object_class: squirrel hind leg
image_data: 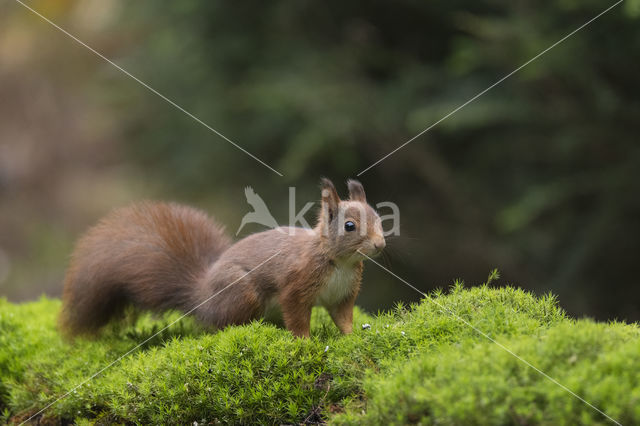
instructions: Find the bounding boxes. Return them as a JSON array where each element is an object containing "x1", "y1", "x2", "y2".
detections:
[{"x1": 193, "y1": 275, "x2": 264, "y2": 329}]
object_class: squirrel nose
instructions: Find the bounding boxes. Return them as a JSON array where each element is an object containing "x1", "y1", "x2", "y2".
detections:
[{"x1": 374, "y1": 239, "x2": 386, "y2": 251}]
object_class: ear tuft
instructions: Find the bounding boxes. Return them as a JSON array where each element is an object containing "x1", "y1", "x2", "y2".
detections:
[
  {"x1": 347, "y1": 179, "x2": 366, "y2": 202},
  {"x1": 320, "y1": 177, "x2": 340, "y2": 222},
  {"x1": 321, "y1": 177, "x2": 336, "y2": 193}
]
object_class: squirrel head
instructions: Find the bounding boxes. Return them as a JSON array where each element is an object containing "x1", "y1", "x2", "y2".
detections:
[{"x1": 316, "y1": 178, "x2": 386, "y2": 261}]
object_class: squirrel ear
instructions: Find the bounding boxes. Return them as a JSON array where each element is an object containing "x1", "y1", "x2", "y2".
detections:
[
  {"x1": 320, "y1": 178, "x2": 340, "y2": 221},
  {"x1": 347, "y1": 179, "x2": 366, "y2": 202}
]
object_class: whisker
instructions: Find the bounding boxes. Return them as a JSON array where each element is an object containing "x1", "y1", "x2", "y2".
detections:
[
  {"x1": 382, "y1": 242, "x2": 409, "y2": 261},
  {"x1": 381, "y1": 250, "x2": 392, "y2": 269}
]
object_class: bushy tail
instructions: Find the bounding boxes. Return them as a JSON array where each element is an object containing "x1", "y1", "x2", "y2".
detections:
[{"x1": 59, "y1": 202, "x2": 232, "y2": 336}]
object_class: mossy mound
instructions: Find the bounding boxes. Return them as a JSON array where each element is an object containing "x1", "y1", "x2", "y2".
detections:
[{"x1": 1, "y1": 284, "x2": 638, "y2": 424}]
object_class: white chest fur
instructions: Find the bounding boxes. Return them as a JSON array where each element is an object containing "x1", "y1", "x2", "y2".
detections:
[{"x1": 315, "y1": 263, "x2": 358, "y2": 307}]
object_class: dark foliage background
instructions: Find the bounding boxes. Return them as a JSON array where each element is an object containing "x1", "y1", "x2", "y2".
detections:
[{"x1": 1, "y1": 0, "x2": 639, "y2": 320}]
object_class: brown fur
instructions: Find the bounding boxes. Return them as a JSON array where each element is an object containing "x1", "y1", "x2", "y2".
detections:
[{"x1": 60, "y1": 179, "x2": 385, "y2": 338}]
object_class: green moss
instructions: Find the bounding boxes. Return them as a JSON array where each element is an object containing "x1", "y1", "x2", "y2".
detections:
[
  {"x1": 1, "y1": 284, "x2": 638, "y2": 424},
  {"x1": 333, "y1": 320, "x2": 640, "y2": 425}
]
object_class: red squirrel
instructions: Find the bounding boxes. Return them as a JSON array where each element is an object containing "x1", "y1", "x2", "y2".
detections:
[{"x1": 60, "y1": 178, "x2": 385, "y2": 338}]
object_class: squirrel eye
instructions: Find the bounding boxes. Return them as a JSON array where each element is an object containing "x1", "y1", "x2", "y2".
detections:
[{"x1": 344, "y1": 221, "x2": 356, "y2": 232}]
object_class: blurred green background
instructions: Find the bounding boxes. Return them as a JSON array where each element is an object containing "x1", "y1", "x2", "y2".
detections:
[{"x1": 1, "y1": 0, "x2": 639, "y2": 320}]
